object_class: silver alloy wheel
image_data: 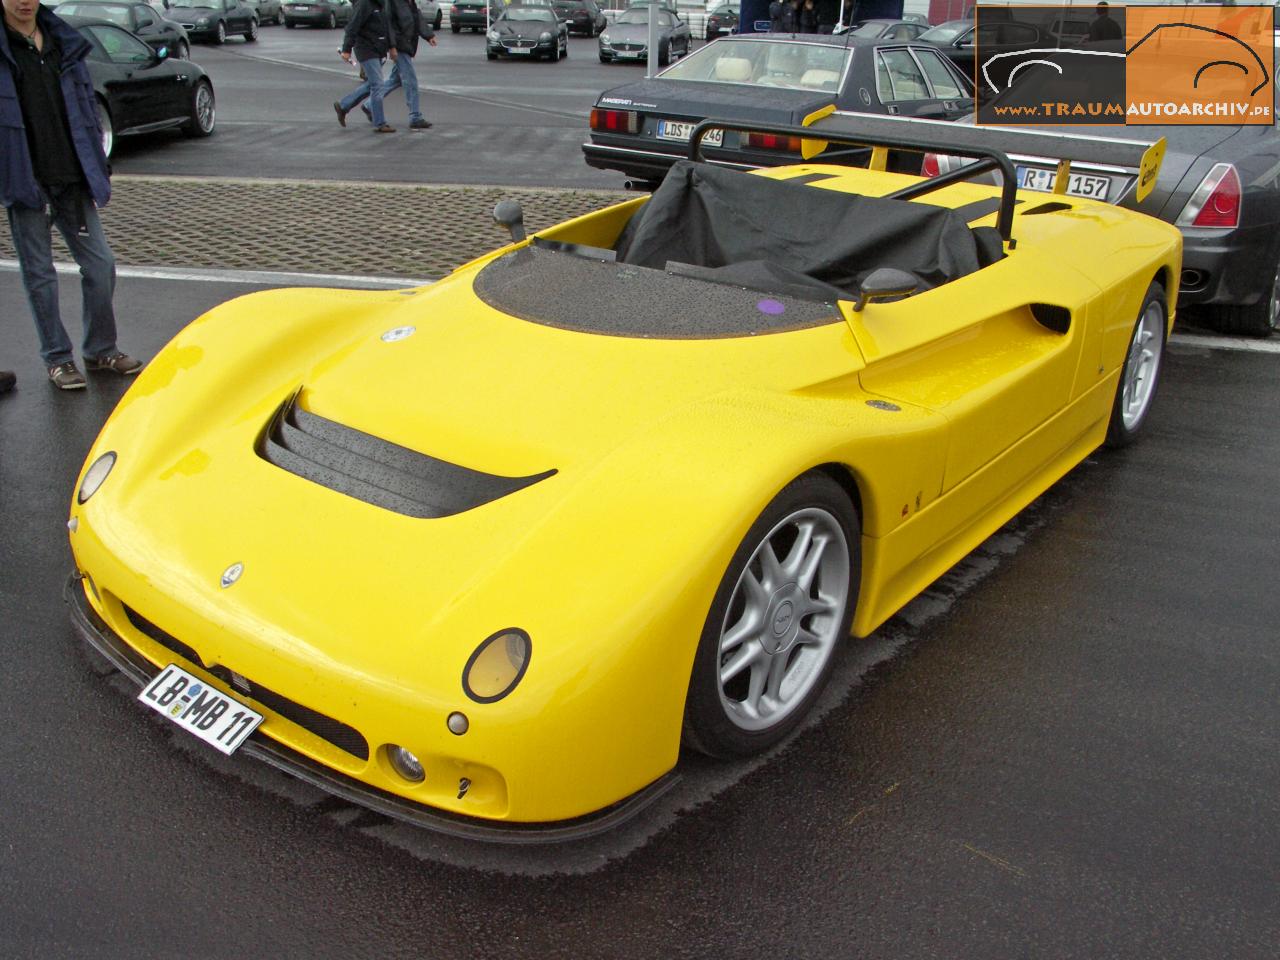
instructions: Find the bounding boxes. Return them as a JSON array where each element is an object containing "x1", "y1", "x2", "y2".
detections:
[
  {"x1": 177, "y1": 39, "x2": 189, "y2": 58},
  {"x1": 716, "y1": 506, "x2": 851, "y2": 732},
  {"x1": 96, "y1": 99, "x2": 114, "y2": 158},
  {"x1": 1119, "y1": 298, "x2": 1164, "y2": 431},
  {"x1": 247, "y1": 16, "x2": 257, "y2": 38},
  {"x1": 194, "y1": 82, "x2": 215, "y2": 133},
  {"x1": 1267, "y1": 260, "x2": 1280, "y2": 333},
  {"x1": 215, "y1": 19, "x2": 225, "y2": 42}
]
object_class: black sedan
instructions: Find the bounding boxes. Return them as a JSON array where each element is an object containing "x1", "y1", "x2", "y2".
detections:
[
  {"x1": 836, "y1": 18, "x2": 927, "y2": 40},
  {"x1": 584, "y1": 34, "x2": 973, "y2": 186},
  {"x1": 704, "y1": 3, "x2": 737, "y2": 41},
  {"x1": 164, "y1": 0, "x2": 260, "y2": 42},
  {"x1": 928, "y1": 105, "x2": 1280, "y2": 337},
  {"x1": 552, "y1": 0, "x2": 605, "y2": 36},
  {"x1": 55, "y1": 1, "x2": 191, "y2": 58},
  {"x1": 281, "y1": 0, "x2": 352, "y2": 27},
  {"x1": 486, "y1": 5, "x2": 568, "y2": 59},
  {"x1": 63, "y1": 16, "x2": 215, "y2": 158},
  {"x1": 917, "y1": 18, "x2": 1051, "y2": 92},
  {"x1": 248, "y1": 0, "x2": 284, "y2": 25},
  {"x1": 598, "y1": 5, "x2": 690, "y2": 65},
  {"x1": 452, "y1": 0, "x2": 505, "y2": 32}
]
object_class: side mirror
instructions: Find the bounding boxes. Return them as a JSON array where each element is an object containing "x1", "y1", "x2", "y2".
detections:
[
  {"x1": 493, "y1": 199, "x2": 526, "y2": 243},
  {"x1": 852, "y1": 268, "x2": 918, "y2": 311}
]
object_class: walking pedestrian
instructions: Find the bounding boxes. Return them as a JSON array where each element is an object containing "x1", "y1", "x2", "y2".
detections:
[
  {"x1": 1, "y1": 0, "x2": 143, "y2": 391},
  {"x1": 333, "y1": 0, "x2": 396, "y2": 133},
  {"x1": 353, "y1": 0, "x2": 436, "y2": 130},
  {"x1": 799, "y1": 0, "x2": 818, "y2": 33},
  {"x1": 0, "y1": 369, "x2": 14, "y2": 395}
]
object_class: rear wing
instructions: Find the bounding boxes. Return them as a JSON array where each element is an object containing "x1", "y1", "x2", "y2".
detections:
[{"x1": 688, "y1": 111, "x2": 1166, "y2": 247}]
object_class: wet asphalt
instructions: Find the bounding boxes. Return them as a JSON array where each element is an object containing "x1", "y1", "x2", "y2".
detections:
[{"x1": 1, "y1": 271, "x2": 1278, "y2": 958}]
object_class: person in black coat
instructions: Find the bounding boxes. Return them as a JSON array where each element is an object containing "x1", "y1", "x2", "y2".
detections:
[
  {"x1": 333, "y1": 0, "x2": 396, "y2": 132},
  {"x1": 347, "y1": 0, "x2": 436, "y2": 129},
  {"x1": 798, "y1": 0, "x2": 818, "y2": 32}
]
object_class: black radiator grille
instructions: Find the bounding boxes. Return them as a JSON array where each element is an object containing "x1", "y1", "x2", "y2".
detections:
[
  {"x1": 122, "y1": 605, "x2": 370, "y2": 761},
  {"x1": 258, "y1": 394, "x2": 555, "y2": 519}
]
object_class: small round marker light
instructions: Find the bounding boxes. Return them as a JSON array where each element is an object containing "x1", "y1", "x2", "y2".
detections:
[
  {"x1": 387, "y1": 745, "x2": 425, "y2": 782},
  {"x1": 77, "y1": 452, "x2": 116, "y2": 504},
  {"x1": 447, "y1": 712, "x2": 469, "y2": 736}
]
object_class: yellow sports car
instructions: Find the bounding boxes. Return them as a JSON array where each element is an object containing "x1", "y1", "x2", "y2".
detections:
[{"x1": 67, "y1": 113, "x2": 1181, "y2": 839}]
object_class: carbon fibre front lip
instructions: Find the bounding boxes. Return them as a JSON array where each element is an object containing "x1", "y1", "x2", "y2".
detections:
[{"x1": 64, "y1": 573, "x2": 680, "y2": 844}]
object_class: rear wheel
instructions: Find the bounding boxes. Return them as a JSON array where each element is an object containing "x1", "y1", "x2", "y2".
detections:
[
  {"x1": 433, "y1": 9, "x2": 442, "y2": 28},
  {"x1": 213, "y1": 19, "x2": 226, "y2": 43},
  {"x1": 1105, "y1": 282, "x2": 1167, "y2": 448},
  {"x1": 181, "y1": 78, "x2": 216, "y2": 138},
  {"x1": 326, "y1": 10, "x2": 336, "y2": 27},
  {"x1": 1204, "y1": 256, "x2": 1280, "y2": 337},
  {"x1": 176, "y1": 38, "x2": 190, "y2": 58},
  {"x1": 451, "y1": 21, "x2": 460, "y2": 31},
  {"x1": 95, "y1": 97, "x2": 114, "y2": 159},
  {"x1": 683, "y1": 472, "x2": 859, "y2": 759}
]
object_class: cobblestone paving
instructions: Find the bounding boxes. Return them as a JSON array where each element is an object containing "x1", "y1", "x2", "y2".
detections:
[{"x1": 0, "y1": 177, "x2": 628, "y2": 281}]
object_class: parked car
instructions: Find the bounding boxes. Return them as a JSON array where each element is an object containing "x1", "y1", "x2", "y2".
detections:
[
  {"x1": 584, "y1": 34, "x2": 973, "y2": 185},
  {"x1": 552, "y1": 0, "x2": 605, "y2": 36},
  {"x1": 247, "y1": 0, "x2": 283, "y2": 25},
  {"x1": 420, "y1": 0, "x2": 442, "y2": 30},
  {"x1": 918, "y1": 17, "x2": 1051, "y2": 92},
  {"x1": 704, "y1": 2, "x2": 737, "y2": 40},
  {"x1": 55, "y1": 1, "x2": 191, "y2": 57},
  {"x1": 486, "y1": 5, "x2": 569, "y2": 59},
  {"x1": 598, "y1": 4, "x2": 690, "y2": 64},
  {"x1": 926, "y1": 76, "x2": 1280, "y2": 336},
  {"x1": 164, "y1": 0, "x2": 259, "y2": 42},
  {"x1": 281, "y1": 0, "x2": 352, "y2": 28},
  {"x1": 451, "y1": 0, "x2": 504, "y2": 32},
  {"x1": 66, "y1": 113, "x2": 1180, "y2": 835},
  {"x1": 63, "y1": 15, "x2": 215, "y2": 157},
  {"x1": 836, "y1": 18, "x2": 927, "y2": 40}
]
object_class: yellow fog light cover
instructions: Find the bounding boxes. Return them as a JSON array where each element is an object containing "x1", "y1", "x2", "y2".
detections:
[
  {"x1": 462, "y1": 628, "x2": 531, "y2": 703},
  {"x1": 78, "y1": 452, "x2": 116, "y2": 504}
]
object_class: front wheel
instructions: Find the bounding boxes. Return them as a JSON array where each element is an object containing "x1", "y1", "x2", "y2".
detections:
[
  {"x1": 213, "y1": 19, "x2": 226, "y2": 43},
  {"x1": 175, "y1": 38, "x2": 190, "y2": 58},
  {"x1": 244, "y1": 16, "x2": 258, "y2": 40},
  {"x1": 326, "y1": 10, "x2": 336, "y2": 27},
  {"x1": 95, "y1": 97, "x2": 114, "y2": 159},
  {"x1": 181, "y1": 78, "x2": 216, "y2": 138},
  {"x1": 434, "y1": 10, "x2": 442, "y2": 28},
  {"x1": 1105, "y1": 282, "x2": 1167, "y2": 448},
  {"x1": 683, "y1": 472, "x2": 859, "y2": 759}
]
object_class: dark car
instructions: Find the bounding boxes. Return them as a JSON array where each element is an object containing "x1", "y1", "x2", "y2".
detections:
[
  {"x1": 584, "y1": 34, "x2": 973, "y2": 186},
  {"x1": 837, "y1": 18, "x2": 927, "y2": 40},
  {"x1": 248, "y1": 0, "x2": 284, "y2": 24},
  {"x1": 918, "y1": 17, "x2": 1050, "y2": 92},
  {"x1": 165, "y1": 0, "x2": 259, "y2": 42},
  {"x1": 63, "y1": 15, "x2": 215, "y2": 158},
  {"x1": 452, "y1": 0, "x2": 504, "y2": 32},
  {"x1": 486, "y1": 5, "x2": 568, "y2": 58},
  {"x1": 552, "y1": 0, "x2": 605, "y2": 36},
  {"x1": 598, "y1": 5, "x2": 689, "y2": 65},
  {"x1": 55, "y1": 1, "x2": 192, "y2": 57},
  {"x1": 281, "y1": 0, "x2": 352, "y2": 28},
  {"x1": 704, "y1": 2, "x2": 737, "y2": 41},
  {"x1": 928, "y1": 80, "x2": 1280, "y2": 337}
]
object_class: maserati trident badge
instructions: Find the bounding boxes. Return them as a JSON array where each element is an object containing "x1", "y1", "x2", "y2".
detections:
[{"x1": 220, "y1": 562, "x2": 244, "y2": 589}]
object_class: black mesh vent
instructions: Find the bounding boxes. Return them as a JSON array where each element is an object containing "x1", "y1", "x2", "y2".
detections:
[
  {"x1": 259, "y1": 394, "x2": 555, "y2": 519},
  {"x1": 122, "y1": 604, "x2": 370, "y2": 761}
]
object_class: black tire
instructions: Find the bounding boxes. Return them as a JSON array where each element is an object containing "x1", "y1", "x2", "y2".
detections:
[
  {"x1": 658, "y1": 42, "x2": 669, "y2": 66},
  {"x1": 683, "y1": 472, "x2": 859, "y2": 759},
  {"x1": 95, "y1": 97, "x2": 114, "y2": 159},
  {"x1": 1105, "y1": 281, "x2": 1167, "y2": 448},
  {"x1": 486, "y1": 50, "x2": 497, "y2": 59},
  {"x1": 181, "y1": 78, "x2": 216, "y2": 138},
  {"x1": 326, "y1": 10, "x2": 336, "y2": 27},
  {"x1": 451, "y1": 22, "x2": 460, "y2": 32},
  {"x1": 176, "y1": 39, "x2": 190, "y2": 58},
  {"x1": 213, "y1": 19, "x2": 226, "y2": 43},
  {"x1": 244, "y1": 15, "x2": 258, "y2": 40},
  {"x1": 284, "y1": 18, "x2": 295, "y2": 27},
  {"x1": 433, "y1": 10, "x2": 442, "y2": 29},
  {"x1": 599, "y1": 53, "x2": 608, "y2": 62},
  {"x1": 1203, "y1": 256, "x2": 1280, "y2": 337},
  {"x1": 550, "y1": 38, "x2": 560, "y2": 60},
  {"x1": 561, "y1": 35, "x2": 568, "y2": 57}
]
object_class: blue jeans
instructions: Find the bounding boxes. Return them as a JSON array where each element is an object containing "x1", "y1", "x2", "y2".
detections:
[
  {"x1": 7, "y1": 188, "x2": 118, "y2": 367},
  {"x1": 339, "y1": 57, "x2": 386, "y2": 125},
  {"x1": 381, "y1": 54, "x2": 421, "y2": 123}
]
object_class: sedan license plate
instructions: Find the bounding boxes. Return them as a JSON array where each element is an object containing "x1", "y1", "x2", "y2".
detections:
[
  {"x1": 1017, "y1": 165, "x2": 1110, "y2": 200},
  {"x1": 657, "y1": 120, "x2": 723, "y2": 147},
  {"x1": 138, "y1": 664, "x2": 263, "y2": 756},
  {"x1": 508, "y1": 47, "x2": 530, "y2": 53}
]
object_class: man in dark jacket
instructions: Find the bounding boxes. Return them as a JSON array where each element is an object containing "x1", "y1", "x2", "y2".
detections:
[
  {"x1": 334, "y1": 0, "x2": 396, "y2": 133},
  {"x1": 351, "y1": 0, "x2": 436, "y2": 130},
  {"x1": 1, "y1": 0, "x2": 143, "y2": 390}
]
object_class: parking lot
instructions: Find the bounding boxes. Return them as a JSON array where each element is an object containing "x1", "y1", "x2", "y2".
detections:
[{"x1": 2, "y1": 18, "x2": 1279, "y2": 959}]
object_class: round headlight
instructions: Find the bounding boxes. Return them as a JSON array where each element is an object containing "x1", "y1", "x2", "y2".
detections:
[
  {"x1": 462, "y1": 628, "x2": 531, "y2": 703},
  {"x1": 196, "y1": 16, "x2": 209, "y2": 23},
  {"x1": 486, "y1": 28, "x2": 498, "y2": 38},
  {"x1": 77, "y1": 452, "x2": 116, "y2": 504},
  {"x1": 599, "y1": 32, "x2": 609, "y2": 42},
  {"x1": 387, "y1": 745, "x2": 425, "y2": 782},
  {"x1": 539, "y1": 30, "x2": 551, "y2": 40}
]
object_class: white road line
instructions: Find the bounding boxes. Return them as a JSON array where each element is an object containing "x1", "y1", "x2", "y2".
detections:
[{"x1": 0, "y1": 259, "x2": 429, "y2": 289}]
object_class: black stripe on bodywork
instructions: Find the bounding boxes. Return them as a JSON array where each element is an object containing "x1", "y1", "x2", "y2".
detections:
[{"x1": 259, "y1": 394, "x2": 555, "y2": 519}]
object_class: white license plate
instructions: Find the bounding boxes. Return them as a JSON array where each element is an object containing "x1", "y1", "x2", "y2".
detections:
[
  {"x1": 657, "y1": 120, "x2": 723, "y2": 146},
  {"x1": 618, "y1": 49, "x2": 643, "y2": 58},
  {"x1": 508, "y1": 46, "x2": 530, "y2": 53},
  {"x1": 138, "y1": 663, "x2": 263, "y2": 756},
  {"x1": 1017, "y1": 165, "x2": 1111, "y2": 200}
]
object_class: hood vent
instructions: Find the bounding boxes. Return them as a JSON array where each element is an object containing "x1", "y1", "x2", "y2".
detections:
[{"x1": 259, "y1": 394, "x2": 555, "y2": 519}]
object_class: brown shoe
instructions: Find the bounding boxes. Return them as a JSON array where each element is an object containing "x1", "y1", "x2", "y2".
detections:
[
  {"x1": 49, "y1": 362, "x2": 87, "y2": 390},
  {"x1": 86, "y1": 352, "x2": 144, "y2": 375},
  {"x1": 373, "y1": 123, "x2": 395, "y2": 133},
  {"x1": 0, "y1": 370, "x2": 15, "y2": 394},
  {"x1": 333, "y1": 101, "x2": 347, "y2": 127}
]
